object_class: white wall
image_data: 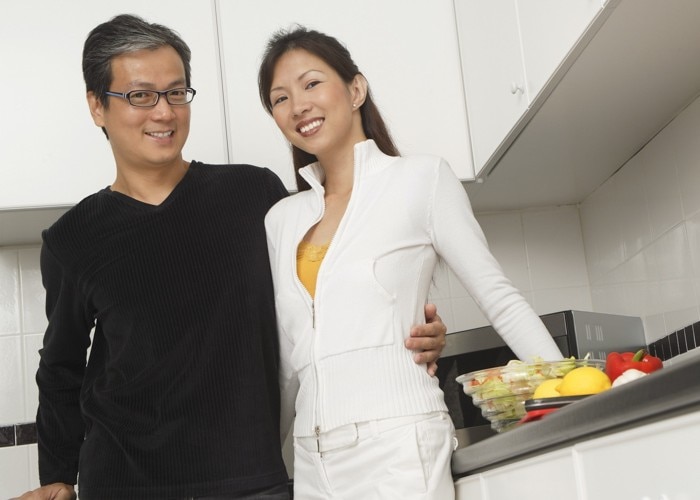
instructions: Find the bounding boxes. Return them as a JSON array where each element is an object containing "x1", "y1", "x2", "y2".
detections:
[
  {"x1": 429, "y1": 205, "x2": 592, "y2": 333},
  {"x1": 434, "y1": 93, "x2": 700, "y2": 343},
  {"x1": 0, "y1": 247, "x2": 43, "y2": 495},
  {"x1": 579, "y1": 95, "x2": 700, "y2": 342}
]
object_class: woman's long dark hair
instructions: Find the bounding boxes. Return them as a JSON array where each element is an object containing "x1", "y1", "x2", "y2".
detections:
[{"x1": 258, "y1": 26, "x2": 399, "y2": 191}]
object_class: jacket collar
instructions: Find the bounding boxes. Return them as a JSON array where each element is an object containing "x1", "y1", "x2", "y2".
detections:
[{"x1": 298, "y1": 139, "x2": 395, "y2": 194}]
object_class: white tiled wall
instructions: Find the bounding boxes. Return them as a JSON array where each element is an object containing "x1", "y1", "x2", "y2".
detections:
[
  {"x1": 433, "y1": 94, "x2": 700, "y2": 341},
  {"x1": 580, "y1": 95, "x2": 700, "y2": 342},
  {"x1": 0, "y1": 444, "x2": 37, "y2": 495},
  {"x1": 0, "y1": 246, "x2": 43, "y2": 496},
  {"x1": 429, "y1": 204, "x2": 593, "y2": 333}
]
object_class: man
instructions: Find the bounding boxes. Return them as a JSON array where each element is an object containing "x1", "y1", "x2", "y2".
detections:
[{"x1": 16, "y1": 14, "x2": 446, "y2": 500}]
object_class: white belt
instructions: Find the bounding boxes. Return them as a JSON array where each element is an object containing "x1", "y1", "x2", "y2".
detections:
[{"x1": 295, "y1": 412, "x2": 447, "y2": 454}]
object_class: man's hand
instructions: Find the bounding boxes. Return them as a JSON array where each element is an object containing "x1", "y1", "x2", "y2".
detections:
[
  {"x1": 405, "y1": 303, "x2": 447, "y2": 376},
  {"x1": 12, "y1": 483, "x2": 76, "y2": 500}
]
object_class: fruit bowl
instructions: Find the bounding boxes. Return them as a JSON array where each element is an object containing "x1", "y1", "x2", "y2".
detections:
[{"x1": 456, "y1": 358, "x2": 605, "y2": 433}]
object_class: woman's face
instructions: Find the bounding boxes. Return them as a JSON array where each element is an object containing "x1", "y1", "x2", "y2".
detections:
[{"x1": 268, "y1": 48, "x2": 365, "y2": 160}]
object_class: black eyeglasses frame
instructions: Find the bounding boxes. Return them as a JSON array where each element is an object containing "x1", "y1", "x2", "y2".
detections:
[{"x1": 104, "y1": 87, "x2": 197, "y2": 107}]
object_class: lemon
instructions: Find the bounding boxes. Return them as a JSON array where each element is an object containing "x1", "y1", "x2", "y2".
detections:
[
  {"x1": 556, "y1": 366, "x2": 611, "y2": 396},
  {"x1": 532, "y1": 378, "x2": 563, "y2": 399}
]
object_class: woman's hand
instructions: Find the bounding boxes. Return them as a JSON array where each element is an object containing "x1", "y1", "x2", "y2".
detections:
[{"x1": 405, "y1": 303, "x2": 447, "y2": 376}]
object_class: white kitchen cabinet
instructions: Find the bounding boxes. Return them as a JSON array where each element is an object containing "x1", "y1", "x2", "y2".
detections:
[
  {"x1": 454, "y1": 450, "x2": 581, "y2": 500},
  {"x1": 462, "y1": 0, "x2": 700, "y2": 213},
  {"x1": 454, "y1": 0, "x2": 603, "y2": 177},
  {"x1": 215, "y1": 0, "x2": 474, "y2": 190},
  {"x1": 482, "y1": 448, "x2": 579, "y2": 499},
  {"x1": 454, "y1": 448, "x2": 580, "y2": 499},
  {"x1": 575, "y1": 411, "x2": 700, "y2": 500},
  {"x1": 454, "y1": 473, "x2": 487, "y2": 499},
  {"x1": 454, "y1": 0, "x2": 527, "y2": 177},
  {"x1": 0, "y1": 0, "x2": 227, "y2": 210},
  {"x1": 453, "y1": 410, "x2": 700, "y2": 499},
  {"x1": 517, "y1": 0, "x2": 603, "y2": 103}
]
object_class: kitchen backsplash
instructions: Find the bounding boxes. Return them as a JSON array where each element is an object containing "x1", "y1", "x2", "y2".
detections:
[
  {"x1": 2, "y1": 92, "x2": 700, "y2": 499},
  {"x1": 648, "y1": 321, "x2": 699, "y2": 361},
  {"x1": 579, "y1": 94, "x2": 700, "y2": 342}
]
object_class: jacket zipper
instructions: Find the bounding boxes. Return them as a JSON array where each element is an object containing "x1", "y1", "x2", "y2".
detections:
[
  {"x1": 311, "y1": 250, "x2": 323, "y2": 437},
  {"x1": 295, "y1": 192, "x2": 325, "y2": 438},
  {"x1": 299, "y1": 158, "x2": 358, "y2": 439},
  {"x1": 293, "y1": 267, "x2": 320, "y2": 437}
]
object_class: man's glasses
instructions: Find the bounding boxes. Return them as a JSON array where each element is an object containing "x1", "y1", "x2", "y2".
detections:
[{"x1": 104, "y1": 87, "x2": 197, "y2": 107}]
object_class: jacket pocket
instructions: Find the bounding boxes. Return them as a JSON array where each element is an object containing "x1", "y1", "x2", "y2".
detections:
[
  {"x1": 317, "y1": 257, "x2": 396, "y2": 358},
  {"x1": 275, "y1": 287, "x2": 313, "y2": 373}
]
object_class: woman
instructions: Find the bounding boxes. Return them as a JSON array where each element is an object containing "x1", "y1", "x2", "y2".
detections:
[{"x1": 259, "y1": 26, "x2": 564, "y2": 499}]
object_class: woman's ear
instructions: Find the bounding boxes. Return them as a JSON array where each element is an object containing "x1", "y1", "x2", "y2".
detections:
[
  {"x1": 350, "y1": 73, "x2": 368, "y2": 108},
  {"x1": 87, "y1": 91, "x2": 106, "y2": 127}
]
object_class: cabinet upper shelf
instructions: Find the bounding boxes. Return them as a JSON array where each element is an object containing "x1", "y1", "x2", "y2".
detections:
[{"x1": 464, "y1": 0, "x2": 700, "y2": 212}]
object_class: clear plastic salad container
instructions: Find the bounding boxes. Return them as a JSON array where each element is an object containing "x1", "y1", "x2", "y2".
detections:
[{"x1": 456, "y1": 358, "x2": 605, "y2": 432}]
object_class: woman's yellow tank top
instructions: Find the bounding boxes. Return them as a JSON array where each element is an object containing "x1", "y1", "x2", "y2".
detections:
[{"x1": 296, "y1": 241, "x2": 329, "y2": 299}]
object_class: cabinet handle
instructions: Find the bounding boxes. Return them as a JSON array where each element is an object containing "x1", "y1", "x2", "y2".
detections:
[{"x1": 510, "y1": 82, "x2": 524, "y2": 95}]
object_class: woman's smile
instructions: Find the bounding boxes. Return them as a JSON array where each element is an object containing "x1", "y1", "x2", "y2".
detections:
[{"x1": 297, "y1": 118, "x2": 324, "y2": 136}]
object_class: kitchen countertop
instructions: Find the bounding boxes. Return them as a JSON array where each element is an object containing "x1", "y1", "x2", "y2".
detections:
[{"x1": 451, "y1": 351, "x2": 700, "y2": 478}]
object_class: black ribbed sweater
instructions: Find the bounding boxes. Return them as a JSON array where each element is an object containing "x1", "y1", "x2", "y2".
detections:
[{"x1": 36, "y1": 162, "x2": 289, "y2": 499}]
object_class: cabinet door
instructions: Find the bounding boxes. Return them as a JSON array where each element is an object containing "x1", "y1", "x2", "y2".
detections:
[
  {"x1": 517, "y1": 0, "x2": 603, "y2": 101},
  {"x1": 575, "y1": 411, "x2": 700, "y2": 499},
  {"x1": 0, "y1": 0, "x2": 227, "y2": 209},
  {"x1": 482, "y1": 448, "x2": 581, "y2": 499},
  {"x1": 216, "y1": 0, "x2": 474, "y2": 189},
  {"x1": 454, "y1": 0, "x2": 528, "y2": 176},
  {"x1": 454, "y1": 473, "x2": 487, "y2": 500},
  {"x1": 454, "y1": 0, "x2": 603, "y2": 177}
]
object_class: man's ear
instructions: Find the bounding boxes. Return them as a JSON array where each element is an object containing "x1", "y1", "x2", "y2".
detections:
[
  {"x1": 87, "y1": 91, "x2": 106, "y2": 128},
  {"x1": 350, "y1": 73, "x2": 368, "y2": 108}
]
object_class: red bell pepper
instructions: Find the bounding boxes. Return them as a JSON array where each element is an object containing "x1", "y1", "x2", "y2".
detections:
[{"x1": 605, "y1": 349, "x2": 663, "y2": 382}]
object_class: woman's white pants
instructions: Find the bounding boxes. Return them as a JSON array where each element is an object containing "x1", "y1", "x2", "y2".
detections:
[{"x1": 292, "y1": 412, "x2": 456, "y2": 499}]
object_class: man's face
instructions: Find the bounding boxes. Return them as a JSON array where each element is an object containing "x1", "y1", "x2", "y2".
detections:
[{"x1": 88, "y1": 46, "x2": 191, "y2": 172}]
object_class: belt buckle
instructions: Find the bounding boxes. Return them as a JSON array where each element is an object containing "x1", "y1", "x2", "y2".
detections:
[{"x1": 314, "y1": 423, "x2": 358, "y2": 454}]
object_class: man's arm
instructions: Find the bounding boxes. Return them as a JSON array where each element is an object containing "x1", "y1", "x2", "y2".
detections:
[
  {"x1": 35, "y1": 244, "x2": 91, "y2": 486},
  {"x1": 406, "y1": 303, "x2": 447, "y2": 376}
]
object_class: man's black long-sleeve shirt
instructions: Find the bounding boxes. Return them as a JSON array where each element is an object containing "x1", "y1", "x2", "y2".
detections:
[{"x1": 37, "y1": 162, "x2": 289, "y2": 499}]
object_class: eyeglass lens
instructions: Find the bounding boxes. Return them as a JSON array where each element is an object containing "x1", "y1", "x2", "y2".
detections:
[{"x1": 128, "y1": 88, "x2": 194, "y2": 106}]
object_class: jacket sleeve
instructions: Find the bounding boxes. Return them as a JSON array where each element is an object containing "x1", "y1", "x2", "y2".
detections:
[
  {"x1": 264, "y1": 209, "x2": 299, "y2": 444},
  {"x1": 429, "y1": 160, "x2": 564, "y2": 362},
  {"x1": 36, "y1": 241, "x2": 93, "y2": 485},
  {"x1": 277, "y1": 319, "x2": 299, "y2": 445}
]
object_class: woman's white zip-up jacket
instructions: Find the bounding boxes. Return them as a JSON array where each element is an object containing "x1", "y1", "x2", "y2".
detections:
[{"x1": 265, "y1": 140, "x2": 563, "y2": 440}]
